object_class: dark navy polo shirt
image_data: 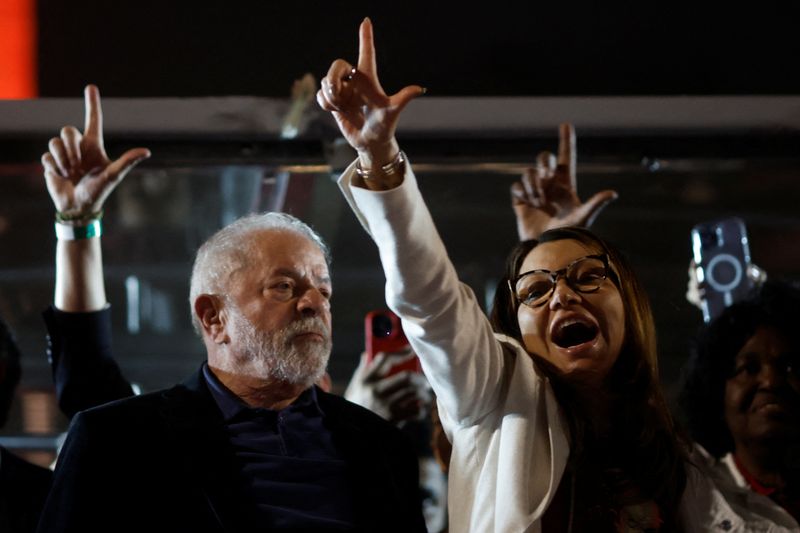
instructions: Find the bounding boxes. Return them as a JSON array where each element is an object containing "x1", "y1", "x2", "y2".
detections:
[{"x1": 202, "y1": 364, "x2": 355, "y2": 530}]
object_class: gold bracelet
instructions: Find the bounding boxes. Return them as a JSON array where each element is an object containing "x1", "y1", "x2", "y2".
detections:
[
  {"x1": 354, "y1": 151, "x2": 406, "y2": 180},
  {"x1": 55, "y1": 209, "x2": 104, "y2": 225}
]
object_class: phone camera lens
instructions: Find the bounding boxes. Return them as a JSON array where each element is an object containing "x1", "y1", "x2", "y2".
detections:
[
  {"x1": 700, "y1": 230, "x2": 719, "y2": 249},
  {"x1": 372, "y1": 314, "x2": 393, "y2": 338}
]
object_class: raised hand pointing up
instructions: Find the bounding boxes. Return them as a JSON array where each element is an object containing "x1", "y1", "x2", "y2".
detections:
[
  {"x1": 317, "y1": 18, "x2": 424, "y2": 187},
  {"x1": 511, "y1": 123, "x2": 618, "y2": 240},
  {"x1": 42, "y1": 84, "x2": 150, "y2": 218},
  {"x1": 43, "y1": 85, "x2": 151, "y2": 312}
]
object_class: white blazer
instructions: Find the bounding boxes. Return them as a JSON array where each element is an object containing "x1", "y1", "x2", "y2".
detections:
[{"x1": 338, "y1": 159, "x2": 798, "y2": 533}]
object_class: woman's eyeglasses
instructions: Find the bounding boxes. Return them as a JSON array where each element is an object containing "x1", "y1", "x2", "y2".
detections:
[{"x1": 509, "y1": 254, "x2": 611, "y2": 308}]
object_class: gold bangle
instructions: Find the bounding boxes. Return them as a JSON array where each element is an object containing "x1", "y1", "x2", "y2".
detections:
[
  {"x1": 354, "y1": 151, "x2": 406, "y2": 180},
  {"x1": 55, "y1": 209, "x2": 104, "y2": 225}
]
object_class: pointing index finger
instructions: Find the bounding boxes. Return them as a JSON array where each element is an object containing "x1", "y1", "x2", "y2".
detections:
[
  {"x1": 357, "y1": 17, "x2": 377, "y2": 79},
  {"x1": 557, "y1": 123, "x2": 576, "y2": 187},
  {"x1": 83, "y1": 84, "x2": 103, "y2": 140}
]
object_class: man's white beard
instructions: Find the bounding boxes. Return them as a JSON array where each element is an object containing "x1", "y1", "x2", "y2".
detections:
[{"x1": 227, "y1": 308, "x2": 331, "y2": 388}]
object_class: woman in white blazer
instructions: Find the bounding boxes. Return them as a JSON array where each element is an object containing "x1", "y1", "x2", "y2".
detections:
[{"x1": 319, "y1": 19, "x2": 694, "y2": 533}]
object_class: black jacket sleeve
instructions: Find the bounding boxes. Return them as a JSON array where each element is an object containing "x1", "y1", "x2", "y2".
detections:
[{"x1": 43, "y1": 306, "x2": 134, "y2": 418}]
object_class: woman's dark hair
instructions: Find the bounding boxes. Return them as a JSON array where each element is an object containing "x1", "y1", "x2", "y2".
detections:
[
  {"x1": 490, "y1": 226, "x2": 687, "y2": 527},
  {"x1": 680, "y1": 280, "x2": 800, "y2": 458}
]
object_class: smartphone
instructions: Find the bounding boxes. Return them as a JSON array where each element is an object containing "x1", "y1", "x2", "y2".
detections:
[
  {"x1": 365, "y1": 310, "x2": 421, "y2": 374},
  {"x1": 691, "y1": 217, "x2": 755, "y2": 323}
]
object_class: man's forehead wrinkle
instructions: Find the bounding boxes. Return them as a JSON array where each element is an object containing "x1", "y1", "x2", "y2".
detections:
[{"x1": 260, "y1": 227, "x2": 330, "y2": 265}]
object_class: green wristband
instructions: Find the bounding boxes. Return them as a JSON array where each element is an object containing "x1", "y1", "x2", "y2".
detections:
[{"x1": 54, "y1": 219, "x2": 103, "y2": 240}]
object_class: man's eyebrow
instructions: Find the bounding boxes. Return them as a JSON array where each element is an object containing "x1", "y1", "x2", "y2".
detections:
[{"x1": 270, "y1": 268, "x2": 331, "y2": 285}]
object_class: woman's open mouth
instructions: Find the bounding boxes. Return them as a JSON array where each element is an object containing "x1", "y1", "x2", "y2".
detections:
[{"x1": 551, "y1": 317, "x2": 599, "y2": 349}]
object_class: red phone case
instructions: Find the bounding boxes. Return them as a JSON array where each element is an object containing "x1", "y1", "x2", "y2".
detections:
[{"x1": 365, "y1": 310, "x2": 421, "y2": 375}]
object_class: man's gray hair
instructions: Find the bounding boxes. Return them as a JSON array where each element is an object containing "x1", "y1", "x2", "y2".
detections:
[{"x1": 189, "y1": 212, "x2": 330, "y2": 335}]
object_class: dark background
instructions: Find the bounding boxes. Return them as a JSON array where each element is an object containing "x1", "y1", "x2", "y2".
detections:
[{"x1": 37, "y1": 2, "x2": 800, "y2": 98}]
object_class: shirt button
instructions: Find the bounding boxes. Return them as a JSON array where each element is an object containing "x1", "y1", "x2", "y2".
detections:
[{"x1": 718, "y1": 519, "x2": 732, "y2": 531}]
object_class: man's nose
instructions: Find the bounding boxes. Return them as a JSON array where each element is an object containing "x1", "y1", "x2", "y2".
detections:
[
  {"x1": 298, "y1": 287, "x2": 330, "y2": 316},
  {"x1": 548, "y1": 277, "x2": 581, "y2": 309}
]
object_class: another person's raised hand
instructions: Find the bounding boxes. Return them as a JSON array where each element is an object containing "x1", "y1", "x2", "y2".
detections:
[
  {"x1": 511, "y1": 123, "x2": 617, "y2": 241},
  {"x1": 685, "y1": 258, "x2": 767, "y2": 312},
  {"x1": 42, "y1": 85, "x2": 150, "y2": 217},
  {"x1": 317, "y1": 18, "x2": 424, "y2": 189},
  {"x1": 344, "y1": 350, "x2": 432, "y2": 424}
]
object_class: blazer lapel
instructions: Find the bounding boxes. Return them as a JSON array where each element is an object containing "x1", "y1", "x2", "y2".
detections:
[{"x1": 159, "y1": 368, "x2": 245, "y2": 532}]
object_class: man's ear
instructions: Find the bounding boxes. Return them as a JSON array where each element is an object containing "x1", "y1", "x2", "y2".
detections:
[{"x1": 194, "y1": 294, "x2": 229, "y2": 344}]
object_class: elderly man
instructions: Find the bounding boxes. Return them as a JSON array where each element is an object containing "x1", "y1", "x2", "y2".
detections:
[{"x1": 37, "y1": 86, "x2": 425, "y2": 533}]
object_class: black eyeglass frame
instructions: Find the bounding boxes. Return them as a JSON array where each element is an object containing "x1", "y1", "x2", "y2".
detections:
[{"x1": 508, "y1": 253, "x2": 614, "y2": 309}]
